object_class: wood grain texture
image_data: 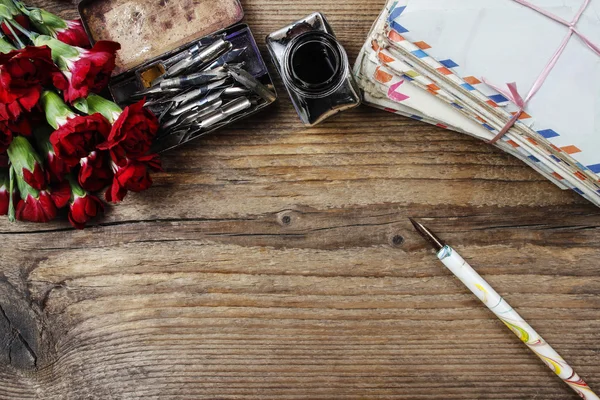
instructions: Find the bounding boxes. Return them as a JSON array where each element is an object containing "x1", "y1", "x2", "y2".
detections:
[{"x1": 1, "y1": 0, "x2": 599, "y2": 399}]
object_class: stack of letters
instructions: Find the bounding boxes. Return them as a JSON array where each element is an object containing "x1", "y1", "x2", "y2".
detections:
[{"x1": 354, "y1": 0, "x2": 600, "y2": 205}]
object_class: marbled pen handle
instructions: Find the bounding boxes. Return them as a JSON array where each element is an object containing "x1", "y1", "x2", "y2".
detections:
[{"x1": 438, "y1": 246, "x2": 599, "y2": 400}]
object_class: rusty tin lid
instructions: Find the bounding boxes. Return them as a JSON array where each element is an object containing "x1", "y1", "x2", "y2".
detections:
[{"x1": 79, "y1": 0, "x2": 244, "y2": 75}]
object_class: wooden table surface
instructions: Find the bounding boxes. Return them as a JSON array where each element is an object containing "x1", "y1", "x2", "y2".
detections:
[{"x1": 1, "y1": 0, "x2": 599, "y2": 399}]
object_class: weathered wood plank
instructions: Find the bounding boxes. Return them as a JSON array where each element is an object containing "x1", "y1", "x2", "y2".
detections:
[{"x1": 0, "y1": 0, "x2": 599, "y2": 399}]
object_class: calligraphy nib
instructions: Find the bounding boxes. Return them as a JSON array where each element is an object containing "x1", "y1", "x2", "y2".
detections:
[{"x1": 409, "y1": 218, "x2": 447, "y2": 252}]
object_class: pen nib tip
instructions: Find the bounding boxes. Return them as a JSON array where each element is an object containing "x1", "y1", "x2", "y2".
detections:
[
  {"x1": 408, "y1": 217, "x2": 446, "y2": 252},
  {"x1": 408, "y1": 217, "x2": 422, "y2": 231}
]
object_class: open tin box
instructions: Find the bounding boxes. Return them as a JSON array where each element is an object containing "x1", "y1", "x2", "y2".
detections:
[{"x1": 78, "y1": 0, "x2": 277, "y2": 152}]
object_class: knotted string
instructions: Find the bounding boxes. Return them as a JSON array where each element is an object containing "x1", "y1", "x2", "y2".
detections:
[{"x1": 485, "y1": 0, "x2": 600, "y2": 144}]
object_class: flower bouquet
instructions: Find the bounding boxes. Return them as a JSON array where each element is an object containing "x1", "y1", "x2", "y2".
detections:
[{"x1": 0, "y1": 0, "x2": 162, "y2": 229}]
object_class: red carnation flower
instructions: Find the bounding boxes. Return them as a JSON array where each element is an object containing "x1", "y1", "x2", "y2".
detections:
[
  {"x1": 69, "y1": 192, "x2": 103, "y2": 229},
  {"x1": 97, "y1": 99, "x2": 159, "y2": 160},
  {"x1": 0, "y1": 152, "x2": 7, "y2": 168},
  {"x1": 50, "y1": 113, "x2": 111, "y2": 167},
  {"x1": 15, "y1": 191, "x2": 56, "y2": 223},
  {"x1": 22, "y1": 161, "x2": 45, "y2": 190},
  {"x1": 45, "y1": 149, "x2": 70, "y2": 182},
  {"x1": 79, "y1": 150, "x2": 113, "y2": 192},
  {"x1": 63, "y1": 41, "x2": 120, "y2": 102},
  {"x1": 9, "y1": 133, "x2": 67, "y2": 223},
  {"x1": 0, "y1": 118, "x2": 31, "y2": 153},
  {"x1": 49, "y1": 180, "x2": 71, "y2": 209},
  {"x1": 13, "y1": 180, "x2": 70, "y2": 223},
  {"x1": 106, "y1": 154, "x2": 162, "y2": 203},
  {"x1": 0, "y1": 46, "x2": 67, "y2": 121},
  {"x1": 34, "y1": 36, "x2": 120, "y2": 103},
  {"x1": 65, "y1": 175, "x2": 104, "y2": 229},
  {"x1": 56, "y1": 20, "x2": 91, "y2": 49}
]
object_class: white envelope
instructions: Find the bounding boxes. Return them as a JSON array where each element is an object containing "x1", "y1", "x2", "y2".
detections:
[{"x1": 393, "y1": 0, "x2": 600, "y2": 176}]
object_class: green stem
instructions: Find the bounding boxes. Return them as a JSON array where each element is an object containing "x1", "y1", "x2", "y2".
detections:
[
  {"x1": 3, "y1": 19, "x2": 23, "y2": 48},
  {"x1": 8, "y1": 165, "x2": 15, "y2": 222},
  {"x1": 7, "y1": 16, "x2": 34, "y2": 40},
  {"x1": 65, "y1": 173, "x2": 85, "y2": 199}
]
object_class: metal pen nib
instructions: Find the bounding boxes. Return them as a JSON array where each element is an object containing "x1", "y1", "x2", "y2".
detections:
[
  {"x1": 162, "y1": 34, "x2": 225, "y2": 68},
  {"x1": 131, "y1": 86, "x2": 180, "y2": 99},
  {"x1": 225, "y1": 64, "x2": 277, "y2": 103},
  {"x1": 166, "y1": 38, "x2": 232, "y2": 78},
  {"x1": 159, "y1": 67, "x2": 231, "y2": 90},
  {"x1": 204, "y1": 47, "x2": 247, "y2": 71},
  {"x1": 409, "y1": 218, "x2": 446, "y2": 252}
]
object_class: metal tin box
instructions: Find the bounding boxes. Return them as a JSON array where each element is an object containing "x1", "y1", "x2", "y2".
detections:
[{"x1": 78, "y1": 0, "x2": 277, "y2": 152}]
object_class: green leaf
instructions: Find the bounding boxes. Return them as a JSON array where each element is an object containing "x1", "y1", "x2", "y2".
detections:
[
  {"x1": 7, "y1": 136, "x2": 43, "y2": 178},
  {"x1": 0, "y1": 0, "x2": 19, "y2": 16},
  {"x1": 40, "y1": 90, "x2": 76, "y2": 129},
  {"x1": 0, "y1": 36, "x2": 15, "y2": 53},
  {"x1": 72, "y1": 98, "x2": 89, "y2": 115},
  {"x1": 33, "y1": 34, "x2": 80, "y2": 65},
  {"x1": 0, "y1": 4, "x2": 14, "y2": 20},
  {"x1": 75, "y1": 94, "x2": 122, "y2": 123},
  {"x1": 7, "y1": 137, "x2": 41, "y2": 203}
]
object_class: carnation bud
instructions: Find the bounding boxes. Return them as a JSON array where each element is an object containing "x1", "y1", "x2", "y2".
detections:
[
  {"x1": 66, "y1": 174, "x2": 104, "y2": 229},
  {"x1": 7, "y1": 135, "x2": 47, "y2": 190},
  {"x1": 10, "y1": 165, "x2": 58, "y2": 224},
  {"x1": 11, "y1": 1, "x2": 90, "y2": 48},
  {"x1": 106, "y1": 154, "x2": 162, "y2": 203},
  {"x1": 33, "y1": 36, "x2": 120, "y2": 103}
]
